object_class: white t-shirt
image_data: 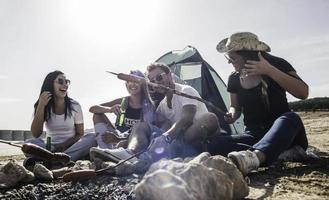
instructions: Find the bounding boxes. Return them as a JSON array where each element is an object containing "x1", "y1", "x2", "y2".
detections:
[
  {"x1": 45, "y1": 100, "x2": 84, "y2": 144},
  {"x1": 156, "y1": 83, "x2": 208, "y2": 126}
]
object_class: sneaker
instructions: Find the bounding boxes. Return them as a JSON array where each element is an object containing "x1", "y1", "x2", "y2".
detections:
[
  {"x1": 89, "y1": 147, "x2": 138, "y2": 163},
  {"x1": 277, "y1": 145, "x2": 307, "y2": 162},
  {"x1": 228, "y1": 150, "x2": 260, "y2": 176}
]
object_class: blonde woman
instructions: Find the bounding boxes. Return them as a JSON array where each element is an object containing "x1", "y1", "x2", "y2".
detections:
[{"x1": 89, "y1": 70, "x2": 156, "y2": 151}]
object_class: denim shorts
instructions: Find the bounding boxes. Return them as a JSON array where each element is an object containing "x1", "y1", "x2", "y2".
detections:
[
  {"x1": 148, "y1": 124, "x2": 199, "y2": 158},
  {"x1": 169, "y1": 134, "x2": 199, "y2": 158}
]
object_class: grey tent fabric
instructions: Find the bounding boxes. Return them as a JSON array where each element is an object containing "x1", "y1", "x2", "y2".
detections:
[{"x1": 154, "y1": 46, "x2": 244, "y2": 134}]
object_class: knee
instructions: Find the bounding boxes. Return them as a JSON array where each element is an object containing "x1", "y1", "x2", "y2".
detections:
[
  {"x1": 85, "y1": 132, "x2": 96, "y2": 140},
  {"x1": 203, "y1": 112, "x2": 220, "y2": 130},
  {"x1": 92, "y1": 113, "x2": 107, "y2": 124},
  {"x1": 24, "y1": 138, "x2": 42, "y2": 144},
  {"x1": 283, "y1": 112, "x2": 303, "y2": 126},
  {"x1": 131, "y1": 122, "x2": 151, "y2": 135},
  {"x1": 284, "y1": 111, "x2": 299, "y2": 119}
]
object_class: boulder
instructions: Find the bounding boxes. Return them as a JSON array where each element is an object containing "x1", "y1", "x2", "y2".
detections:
[
  {"x1": 138, "y1": 159, "x2": 234, "y2": 200},
  {"x1": 0, "y1": 160, "x2": 33, "y2": 188},
  {"x1": 72, "y1": 160, "x2": 96, "y2": 171},
  {"x1": 33, "y1": 163, "x2": 53, "y2": 180},
  {"x1": 135, "y1": 169, "x2": 196, "y2": 200},
  {"x1": 187, "y1": 151, "x2": 211, "y2": 164},
  {"x1": 189, "y1": 153, "x2": 249, "y2": 199}
]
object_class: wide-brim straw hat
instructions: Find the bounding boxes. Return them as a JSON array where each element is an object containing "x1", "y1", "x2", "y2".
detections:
[{"x1": 216, "y1": 32, "x2": 271, "y2": 53}]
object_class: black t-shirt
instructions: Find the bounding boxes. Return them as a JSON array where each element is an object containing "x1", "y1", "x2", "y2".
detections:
[
  {"x1": 116, "y1": 103, "x2": 142, "y2": 133},
  {"x1": 227, "y1": 54, "x2": 296, "y2": 136}
]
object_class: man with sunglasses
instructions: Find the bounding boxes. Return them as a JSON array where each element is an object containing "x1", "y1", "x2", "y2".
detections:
[{"x1": 94, "y1": 62, "x2": 219, "y2": 163}]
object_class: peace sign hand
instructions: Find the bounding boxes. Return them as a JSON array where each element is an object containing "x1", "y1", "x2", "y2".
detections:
[{"x1": 244, "y1": 52, "x2": 273, "y2": 76}]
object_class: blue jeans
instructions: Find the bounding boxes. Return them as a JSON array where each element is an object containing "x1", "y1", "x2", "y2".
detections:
[
  {"x1": 207, "y1": 112, "x2": 308, "y2": 165},
  {"x1": 148, "y1": 124, "x2": 199, "y2": 158},
  {"x1": 25, "y1": 133, "x2": 97, "y2": 161}
]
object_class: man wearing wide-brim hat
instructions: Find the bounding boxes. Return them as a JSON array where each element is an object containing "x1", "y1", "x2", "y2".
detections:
[{"x1": 206, "y1": 31, "x2": 310, "y2": 176}]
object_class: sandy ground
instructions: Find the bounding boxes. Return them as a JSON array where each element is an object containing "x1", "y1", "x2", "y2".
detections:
[
  {"x1": 246, "y1": 111, "x2": 329, "y2": 199},
  {"x1": 1, "y1": 111, "x2": 329, "y2": 199},
  {"x1": 0, "y1": 142, "x2": 23, "y2": 156}
]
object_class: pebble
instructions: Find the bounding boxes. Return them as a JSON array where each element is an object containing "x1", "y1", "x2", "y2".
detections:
[{"x1": 0, "y1": 175, "x2": 141, "y2": 199}]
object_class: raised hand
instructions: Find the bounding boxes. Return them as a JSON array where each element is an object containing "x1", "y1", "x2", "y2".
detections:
[
  {"x1": 244, "y1": 52, "x2": 273, "y2": 76},
  {"x1": 38, "y1": 91, "x2": 52, "y2": 107}
]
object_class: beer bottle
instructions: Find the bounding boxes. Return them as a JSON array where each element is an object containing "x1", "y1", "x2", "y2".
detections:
[
  {"x1": 115, "y1": 97, "x2": 128, "y2": 127},
  {"x1": 46, "y1": 136, "x2": 51, "y2": 151}
]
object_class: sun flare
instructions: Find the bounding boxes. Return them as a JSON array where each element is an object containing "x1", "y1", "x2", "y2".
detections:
[{"x1": 65, "y1": 0, "x2": 161, "y2": 46}]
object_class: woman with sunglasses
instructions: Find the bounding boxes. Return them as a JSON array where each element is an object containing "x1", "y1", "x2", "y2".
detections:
[
  {"x1": 209, "y1": 32, "x2": 309, "y2": 176},
  {"x1": 25, "y1": 70, "x2": 96, "y2": 166},
  {"x1": 89, "y1": 70, "x2": 156, "y2": 151}
]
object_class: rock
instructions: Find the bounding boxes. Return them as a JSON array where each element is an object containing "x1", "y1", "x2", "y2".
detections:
[
  {"x1": 189, "y1": 153, "x2": 249, "y2": 199},
  {"x1": 21, "y1": 170, "x2": 35, "y2": 183},
  {"x1": 52, "y1": 167, "x2": 72, "y2": 179},
  {"x1": 0, "y1": 160, "x2": 32, "y2": 188},
  {"x1": 33, "y1": 163, "x2": 53, "y2": 180},
  {"x1": 0, "y1": 171, "x2": 15, "y2": 188},
  {"x1": 72, "y1": 160, "x2": 96, "y2": 171},
  {"x1": 135, "y1": 169, "x2": 196, "y2": 200},
  {"x1": 146, "y1": 159, "x2": 186, "y2": 175},
  {"x1": 141, "y1": 159, "x2": 234, "y2": 200},
  {"x1": 182, "y1": 163, "x2": 233, "y2": 200},
  {"x1": 187, "y1": 152, "x2": 211, "y2": 164},
  {"x1": 92, "y1": 158, "x2": 106, "y2": 170}
]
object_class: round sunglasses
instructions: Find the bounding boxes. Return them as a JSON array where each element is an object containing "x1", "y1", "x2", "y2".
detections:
[{"x1": 55, "y1": 78, "x2": 71, "y2": 86}]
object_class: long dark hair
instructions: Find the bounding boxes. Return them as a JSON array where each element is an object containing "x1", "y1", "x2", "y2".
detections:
[
  {"x1": 129, "y1": 70, "x2": 156, "y2": 123},
  {"x1": 34, "y1": 70, "x2": 75, "y2": 122}
]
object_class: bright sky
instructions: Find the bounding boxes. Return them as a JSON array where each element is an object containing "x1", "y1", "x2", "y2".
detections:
[{"x1": 1, "y1": 0, "x2": 328, "y2": 130}]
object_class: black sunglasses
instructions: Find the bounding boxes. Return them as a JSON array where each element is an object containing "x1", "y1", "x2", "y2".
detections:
[
  {"x1": 149, "y1": 72, "x2": 167, "y2": 83},
  {"x1": 56, "y1": 78, "x2": 71, "y2": 86}
]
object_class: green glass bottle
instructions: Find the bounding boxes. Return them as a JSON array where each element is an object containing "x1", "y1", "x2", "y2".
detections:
[
  {"x1": 115, "y1": 97, "x2": 128, "y2": 127},
  {"x1": 46, "y1": 136, "x2": 51, "y2": 151}
]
